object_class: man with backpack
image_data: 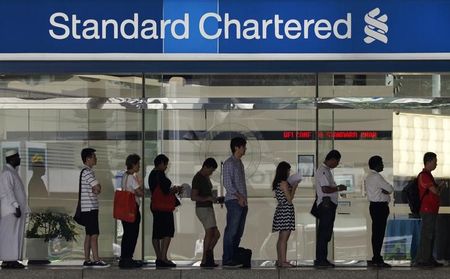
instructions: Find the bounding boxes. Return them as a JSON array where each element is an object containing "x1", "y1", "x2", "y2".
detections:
[{"x1": 413, "y1": 152, "x2": 445, "y2": 267}]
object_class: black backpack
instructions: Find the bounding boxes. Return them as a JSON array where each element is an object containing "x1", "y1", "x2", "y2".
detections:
[{"x1": 402, "y1": 171, "x2": 428, "y2": 218}]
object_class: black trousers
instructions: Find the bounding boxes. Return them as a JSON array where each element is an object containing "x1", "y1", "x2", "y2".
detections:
[
  {"x1": 315, "y1": 198, "x2": 337, "y2": 262},
  {"x1": 369, "y1": 202, "x2": 389, "y2": 262},
  {"x1": 121, "y1": 204, "x2": 141, "y2": 260}
]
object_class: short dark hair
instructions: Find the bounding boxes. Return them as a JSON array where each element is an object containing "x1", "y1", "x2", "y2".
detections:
[
  {"x1": 154, "y1": 154, "x2": 169, "y2": 166},
  {"x1": 368, "y1": 155, "x2": 383, "y2": 170},
  {"x1": 126, "y1": 153, "x2": 141, "y2": 170},
  {"x1": 423, "y1": 152, "x2": 437, "y2": 165},
  {"x1": 202, "y1": 157, "x2": 218, "y2": 169},
  {"x1": 81, "y1": 148, "x2": 96, "y2": 163},
  {"x1": 325, "y1": 149, "x2": 341, "y2": 161},
  {"x1": 230, "y1": 137, "x2": 247, "y2": 153}
]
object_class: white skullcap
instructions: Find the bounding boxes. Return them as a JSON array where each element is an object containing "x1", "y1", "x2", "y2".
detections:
[{"x1": 4, "y1": 150, "x2": 18, "y2": 158}]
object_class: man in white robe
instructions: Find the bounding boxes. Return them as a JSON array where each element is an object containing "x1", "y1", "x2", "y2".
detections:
[{"x1": 0, "y1": 150, "x2": 29, "y2": 268}]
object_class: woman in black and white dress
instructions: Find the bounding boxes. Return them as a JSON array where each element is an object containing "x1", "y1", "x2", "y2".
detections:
[{"x1": 272, "y1": 161, "x2": 298, "y2": 267}]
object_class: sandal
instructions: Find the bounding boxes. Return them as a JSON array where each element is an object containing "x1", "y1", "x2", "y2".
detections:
[{"x1": 277, "y1": 261, "x2": 294, "y2": 268}]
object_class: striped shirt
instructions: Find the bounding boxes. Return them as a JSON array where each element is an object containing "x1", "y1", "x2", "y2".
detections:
[
  {"x1": 223, "y1": 155, "x2": 247, "y2": 202},
  {"x1": 80, "y1": 166, "x2": 99, "y2": 212}
]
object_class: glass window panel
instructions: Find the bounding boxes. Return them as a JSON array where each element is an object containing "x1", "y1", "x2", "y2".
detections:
[
  {"x1": 317, "y1": 107, "x2": 393, "y2": 263},
  {"x1": 318, "y1": 73, "x2": 394, "y2": 98},
  {"x1": 11, "y1": 71, "x2": 449, "y2": 265},
  {"x1": 0, "y1": 74, "x2": 143, "y2": 98},
  {"x1": 152, "y1": 74, "x2": 316, "y2": 98},
  {"x1": 0, "y1": 74, "x2": 144, "y2": 263}
]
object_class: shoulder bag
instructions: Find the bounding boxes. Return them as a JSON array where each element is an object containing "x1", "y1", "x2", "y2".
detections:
[
  {"x1": 113, "y1": 173, "x2": 137, "y2": 223},
  {"x1": 151, "y1": 184, "x2": 177, "y2": 212},
  {"x1": 73, "y1": 168, "x2": 87, "y2": 226}
]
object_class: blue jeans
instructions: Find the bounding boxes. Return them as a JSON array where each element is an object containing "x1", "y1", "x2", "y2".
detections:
[{"x1": 222, "y1": 199, "x2": 248, "y2": 264}]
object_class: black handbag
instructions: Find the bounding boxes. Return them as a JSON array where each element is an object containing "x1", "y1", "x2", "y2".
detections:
[
  {"x1": 310, "y1": 198, "x2": 320, "y2": 218},
  {"x1": 235, "y1": 247, "x2": 252, "y2": 268},
  {"x1": 73, "y1": 203, "x2": 83, "y2": 225},
  {"x1": 73, "y1": 168, "x2": 87, "y2": 226}
]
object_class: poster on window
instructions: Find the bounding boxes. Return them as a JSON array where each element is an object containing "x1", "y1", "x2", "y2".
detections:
[
  {"x1": 26, "y1": 142, "x2": 49, "y2": 202},
  {"x1": 298, "y1": 155, "x2": 314, "y2": 177}
]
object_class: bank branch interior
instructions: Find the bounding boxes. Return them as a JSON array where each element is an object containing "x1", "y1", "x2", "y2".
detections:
[{"x1": 1, "y1": 73, "x2": 450, "y2": 266}]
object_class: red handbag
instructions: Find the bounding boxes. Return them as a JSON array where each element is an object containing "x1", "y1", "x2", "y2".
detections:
[
  {"x1": 151, "y1": 184, "x2": 176, "y2": 212},
  {"x1": 113, "y1": 174, "x2": 137, "y2": 222}
]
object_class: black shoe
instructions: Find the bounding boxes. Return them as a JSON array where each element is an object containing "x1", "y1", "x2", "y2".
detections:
[
  {"x1": 156, "y1": 260, "x2": 176, "y2": 268},
  {"x1": 1, "y1": 261, "x2": 25, "y2": 269},
  {"x1": 200, "y1": 262, "x2": 219, "y2": 268},
  {"x1": 119, "y1": 259, "x2": 142, "y2": 268},
  {"x1": 429, "y1": 259, "x2": 444, "y2": 267},
  {"x1": 155, "y1": 259, "x2": 168, "y2": 268},
  {"x1": 202, "y1": 250, "x2": 218, "y2": 268},
  {"x1": 368, "y1": 260, "x2": 391, "y2": 268},
  {"x1": 91, "y1": 260, "x2": 110, "y2": 268},
  {"x1": 314, "y1": 260, "x2": 335, "y2": 268},
  {"x1": 412, "y1": 262, "x2": 433, "y2": 268},
  {"x1": 132, "y1": 260, "x2": 144, "y2": 267},
  {"x1": 376, "y1": 262, "x2": 391, "y2": 268},
  {"x1": 222, "y1": 261, "x2": 243, "y2": 268},
  {"x1": 1, "y1": 261, "x2": 10, "y2": 268},
  {"x1": 164, "y1": 260, "x2": 176, "y2": 267},
  {"x1": 83, "y1": 260, "x2": 93, "y2": 267},
  {"x1": 119, "y1": 260, "x2": 132, "y2": 269}
]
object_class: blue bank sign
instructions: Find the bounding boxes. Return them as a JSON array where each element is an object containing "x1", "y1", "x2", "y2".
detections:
[{"x1": 0, "y1": 0, "x2": 449, "y2": 60}]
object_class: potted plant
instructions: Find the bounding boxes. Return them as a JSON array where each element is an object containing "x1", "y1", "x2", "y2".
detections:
[{"x1": 26, "y1": 210, "x2": 79, "y2": 264}]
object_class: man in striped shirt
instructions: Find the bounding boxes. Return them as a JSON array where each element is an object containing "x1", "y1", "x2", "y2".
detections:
[{"x1": 79, "y1": 148, "x2": 109, "y2": 268}]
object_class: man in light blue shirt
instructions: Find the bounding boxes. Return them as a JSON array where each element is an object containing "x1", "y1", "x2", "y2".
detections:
[{"x1": 222, "y1": 137, "x2": 248, "y2": 267}]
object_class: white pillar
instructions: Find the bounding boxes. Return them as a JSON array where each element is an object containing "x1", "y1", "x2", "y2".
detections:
[{"x1": 432, "y1": 74, "x2": 441, "y2": 115}]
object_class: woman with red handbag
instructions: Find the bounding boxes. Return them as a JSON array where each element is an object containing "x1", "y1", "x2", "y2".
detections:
[
  {"x1": 148, "y1": 154, "x2": 183, "y2": 268},
  {"x1": 118, "y1": 154, "x2": 144, "y2": 268}
]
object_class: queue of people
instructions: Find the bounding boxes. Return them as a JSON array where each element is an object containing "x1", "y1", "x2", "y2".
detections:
[{"x1": 0, "y1": 141, "x2": 447, "y2": 269}]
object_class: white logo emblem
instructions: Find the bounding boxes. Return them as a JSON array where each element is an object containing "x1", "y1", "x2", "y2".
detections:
[{"x1": 364, "y1": 8, "x2": 388, "y2": 44}]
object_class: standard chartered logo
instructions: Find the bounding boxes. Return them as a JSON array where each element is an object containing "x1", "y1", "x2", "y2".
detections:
[{"x1": 364, "y1": 8, "x2": 388, "y2": 44}]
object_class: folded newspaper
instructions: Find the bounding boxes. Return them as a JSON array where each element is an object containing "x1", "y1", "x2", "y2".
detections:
[{"x1": 287, "y1": 172, "x2": 302, "y2": 187}]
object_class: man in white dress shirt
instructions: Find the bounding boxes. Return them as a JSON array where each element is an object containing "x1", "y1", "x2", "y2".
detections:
[
  {"x1": 0, "y1": 150, "x2": 29, "y2": 269},
  {"x1": 314, "y1": 150, "x2": 347, "y2": 267},
  {"x1": 365, "y1": 155, "x2": 394, "y2": 268}
]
